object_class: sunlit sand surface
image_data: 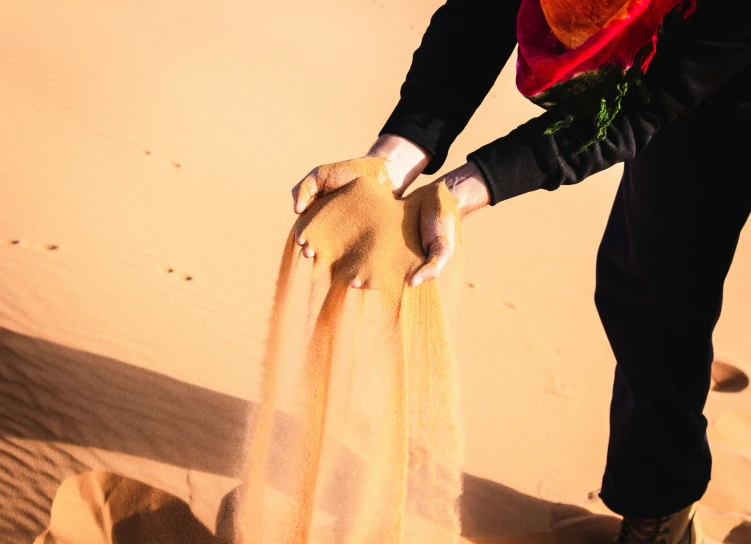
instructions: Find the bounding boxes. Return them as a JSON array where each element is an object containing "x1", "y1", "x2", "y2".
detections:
[{"x1": 1, "y1": 0, "x2": 750, "y2": 542}]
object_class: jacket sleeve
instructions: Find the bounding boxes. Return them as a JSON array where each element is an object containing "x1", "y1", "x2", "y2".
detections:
[
  {"x1": 468, "y1": 1, "x2": 751, "y2": 205},
  {"x1": 379, "y1": 0, "x2": 522, "y2": 174}
]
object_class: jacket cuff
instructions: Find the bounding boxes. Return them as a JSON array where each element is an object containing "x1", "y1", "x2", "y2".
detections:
[
  {"x1": 379, "y1": 95, "x2": 465, "y2": 175},
  {"x1": 467, "y1": 119, "x2": 553, "y2": 205}
]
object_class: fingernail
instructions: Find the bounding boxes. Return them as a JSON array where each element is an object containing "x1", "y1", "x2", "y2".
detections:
[{"x1": 412, "y1": 276, "x2": 423, "y2": 287}]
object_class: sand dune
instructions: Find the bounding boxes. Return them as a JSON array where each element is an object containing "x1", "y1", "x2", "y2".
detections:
[
  {"x1": 34, "y1": 472, "x2": 232, "y2": 544},
  {"x1": 1, "y1": 0, "x2": 750, "y2": 542}
]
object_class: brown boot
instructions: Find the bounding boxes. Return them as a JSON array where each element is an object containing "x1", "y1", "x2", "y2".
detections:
[{"x1": 614, "y1": 504, "x2": 704, "y2": 543}]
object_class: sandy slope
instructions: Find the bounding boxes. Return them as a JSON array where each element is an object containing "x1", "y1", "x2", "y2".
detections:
[{"x1": 0, "y1": 0, "x2": 749, "y2": 542}]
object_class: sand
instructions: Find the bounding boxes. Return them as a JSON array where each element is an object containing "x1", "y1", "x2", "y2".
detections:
[
  {"x1": 1, "y1": 0, "x2": 750, "y2": 543},
  {"x1": 237, "y1": 172, "x2": 463, "y2": 543}
]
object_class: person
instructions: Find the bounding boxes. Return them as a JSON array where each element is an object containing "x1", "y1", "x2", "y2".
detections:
[{"x1": 291, "y1": 1, "x2": 751, "y2": 542}]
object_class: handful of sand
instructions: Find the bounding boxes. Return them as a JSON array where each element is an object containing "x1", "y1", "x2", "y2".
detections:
[{"x1": 238, "y1": 171, "x2": 464, "y2": 543}]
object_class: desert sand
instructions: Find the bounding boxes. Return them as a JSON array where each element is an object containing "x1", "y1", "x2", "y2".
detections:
[
  {"x1": 1, "y1": 0, "x2": 750, "y2": 543},
  {"x1": 237, "y1": 171, "x2": 465, "y2": 543}
]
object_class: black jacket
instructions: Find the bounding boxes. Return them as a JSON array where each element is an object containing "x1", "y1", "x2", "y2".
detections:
[{"x1": 380, "y1": 0, "x2": 751, "y2": 204}]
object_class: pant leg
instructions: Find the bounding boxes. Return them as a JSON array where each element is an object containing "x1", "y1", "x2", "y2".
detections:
[{"x1": 595, "y1": 123, "x2": 751, "y2": 518}]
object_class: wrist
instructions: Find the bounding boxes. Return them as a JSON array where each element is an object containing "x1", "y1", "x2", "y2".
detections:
[
  {"x1": 366, "y1": 134, "x2": 432, "y2": 195},
  {"x1": 438, "y1": 161, "x2": 491, "y2": 219}
]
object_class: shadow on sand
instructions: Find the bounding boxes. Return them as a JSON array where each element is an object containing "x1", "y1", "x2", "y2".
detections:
[{"x1": 0, "y1": 328, "x2": 634, "y2": 542}]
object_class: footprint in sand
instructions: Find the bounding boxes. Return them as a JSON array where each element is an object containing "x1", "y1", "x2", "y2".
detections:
[
  {"x1": 162, "y1": 267, "x2": 194, "y2": 282},
  {"x1": 3, "y1": 239, "x2": 62, "y2": 251},
  {"x1": 140, "y1": 148, "x2": 183, "y2": 170},
  {"x1": 711, "y1": 360, "x2": 749, "y2": 393}
]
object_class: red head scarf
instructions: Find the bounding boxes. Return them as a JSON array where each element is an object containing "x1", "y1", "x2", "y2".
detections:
[{"x1": 516, "y1": 0, "x2": 696, "y2": 147}]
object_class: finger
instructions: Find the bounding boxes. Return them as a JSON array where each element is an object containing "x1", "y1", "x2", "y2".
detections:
[
  {"x1": 294, "y1": 227, "x2": 305, "y2": 246},
  {"x1": 410, "y1": 234, "x2": 454, "y2": 286},
  {"x1": 301, "y1": 243, "x2": 315, "y2": 259},
  {"x1": 293, "y1": 173, "x2": 319, "y2": 214},
  {"x1": 362, "y1": 279, "x2": 379, "y2": 291},
  {"x1": 349, "y1": 277, "x2": 379, "y2": 290},
  {"x1": 291, "y1": 182, "x2": 302, "y2": 211}
]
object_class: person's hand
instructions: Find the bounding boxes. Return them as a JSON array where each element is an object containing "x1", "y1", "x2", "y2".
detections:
[
  {"x1": 291, "y1": 134, "x2": 432, "y2": 216},
  {"x1": 292, "y1": 175, "x2": 425, "y2": 291},
  {"x1": 292, "y1": 153, "x2": 489, "y2": 289},
  {"x1": 404, "y1": 182, "x2": 460, "y2": 287},
  {"x1": 292, "y1": 173, "x2": 459, "y2": 292},
  {"x1": 408, "y1": 161, "x2": 490, "y2": 286},
  {"x1": 292, "y1": 157, "x2": 391, "y2": 217}
]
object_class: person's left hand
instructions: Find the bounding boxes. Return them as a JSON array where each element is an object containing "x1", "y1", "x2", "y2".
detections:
[
  {"x1": 406, "y1": 182, "x2": 460, "y2": 287},
  {"x1": 408, "y1": 161, "x2": 490, "y2": 286}
]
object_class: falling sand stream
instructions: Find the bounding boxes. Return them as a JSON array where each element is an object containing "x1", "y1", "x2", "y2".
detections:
[{"x1": 238, "y1": 161, "x2": 465, "y2": 543}]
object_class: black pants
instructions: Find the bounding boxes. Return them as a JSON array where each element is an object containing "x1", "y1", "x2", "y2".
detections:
[{"x1": 595, "y1": 84, "x2": 751, "y2": 517}]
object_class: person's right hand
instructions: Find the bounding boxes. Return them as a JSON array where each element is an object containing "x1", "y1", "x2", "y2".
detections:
[
  {"x1": 291, "y1": 157, "x2": 391, "y2": 215},
  {"x1": 291, "y1": 134, "x2": 432, "y2": 215},
  {"x1": 291, "y1": 135, "x2": 433, "y2": 258}
]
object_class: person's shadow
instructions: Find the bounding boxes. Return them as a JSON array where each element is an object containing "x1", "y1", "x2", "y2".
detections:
[{"x1": 1, "y1": 327, "x2": 732, "y2": 543}]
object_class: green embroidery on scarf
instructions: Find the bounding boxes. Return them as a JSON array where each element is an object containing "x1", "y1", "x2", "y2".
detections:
[
  {"x1": 539, "y1": 64, "x2": 654, "y2": 153},
  {"x1": 577, "y1": 80, "x2": 629, "y2": 151},
  {"x1": 543, "y1": 114, "x2": 575, "y2": 135}
]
